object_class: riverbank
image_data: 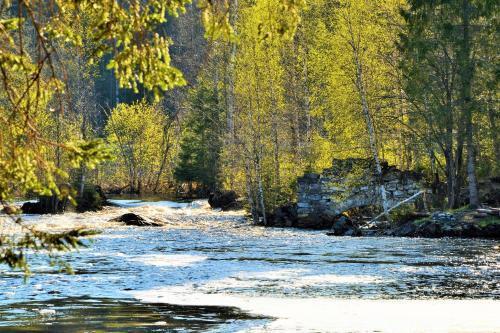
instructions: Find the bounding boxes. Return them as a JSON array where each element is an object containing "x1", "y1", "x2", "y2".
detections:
[
  {"x1": 373, "y1": 210, "x2": 500, "y2": 239},
  {"x1": 266, "y1": 205, "x2": 500, "y2": 239}
]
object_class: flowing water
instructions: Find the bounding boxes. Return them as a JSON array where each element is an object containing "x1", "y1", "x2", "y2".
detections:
[{"x1": 1, "y1": 200, "x2": 499, "y2": 332}]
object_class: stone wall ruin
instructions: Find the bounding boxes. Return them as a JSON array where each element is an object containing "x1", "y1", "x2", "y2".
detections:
[{"x1": 295, "y1": 158, "x2": 422, "y2": 228}]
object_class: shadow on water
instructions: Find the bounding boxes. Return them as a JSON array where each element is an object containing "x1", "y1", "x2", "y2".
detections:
[{"x1": 0, "y1": 297, "x2": 269, "y2": 332}]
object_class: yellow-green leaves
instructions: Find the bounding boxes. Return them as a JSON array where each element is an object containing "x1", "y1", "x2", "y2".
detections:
[
  {"x1": 198, "y1": 0, "x2": 233, "y2": 40},
  {"x1": 109, "y1": 34, "x2": 186, "y2": 100},
  {"x1": 0, "y1": 17, "x2": 21, "y2": 32},
  {"x1": 103, "y1": 101, "x2": 169, "y2": 192},
  {"x1": 65, "y1": 139, "x2": 113, "y2": 169}
]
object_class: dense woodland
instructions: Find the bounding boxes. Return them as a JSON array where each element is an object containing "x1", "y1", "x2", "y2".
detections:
[{"x1": 0, "y1": 0, "x2": 498, "y2": 226}]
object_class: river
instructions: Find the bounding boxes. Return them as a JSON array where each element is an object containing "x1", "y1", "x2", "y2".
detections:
[{"x1": 1, "y1": 199, "x2": 499, "y2": 332}]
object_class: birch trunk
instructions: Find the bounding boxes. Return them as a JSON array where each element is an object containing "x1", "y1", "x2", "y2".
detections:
[
  {"x1": 224, "y1": 0, "x2": 238, "y2": 189},
  {"x1": 352, "y1": 47, "x2": 391, "y2": 221},
  {"x1": 244, "y1": 157, "x2": 259, "y2": 224},
  {"x1": 153, "y1": 121, "x2": 172, "y2": 193},
  {"x1": 226, "y1": 0, "x2": 238, "y2": 136},
  {"x1": 256, "y1": 153, "x2": 267, "y2": 226}
]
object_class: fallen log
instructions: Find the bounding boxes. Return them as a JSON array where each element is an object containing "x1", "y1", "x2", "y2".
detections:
[{"x1": 368, "y1": 191, "x2": 425, "y2": 224}]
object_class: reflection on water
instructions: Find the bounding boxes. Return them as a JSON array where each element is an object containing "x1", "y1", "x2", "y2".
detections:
[
  {"x1": 0, "y1": 297, "x2": 268, "y2": 332},
  {"x1": 0, "y1": 200, "x2": 499, "y2": 332}
]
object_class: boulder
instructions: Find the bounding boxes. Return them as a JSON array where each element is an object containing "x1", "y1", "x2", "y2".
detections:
[
  {"x1": 330, "y1": 215, "x2": 360, "y2": 236},
  {"x1": 460, "y1": 223, "x2": 479, "y2": 238},
  {"x1": 21, "y1": 201, "x2": 44, "y2": 214},
  {"x1": 267, "y1": 204, "x2": 298, "y2": 227},
  {"x1": 415, "y1": 221, "x2": 442, "y2": 238},
  {"x1": 110, "y1": 213, "x2": 164, "y2": 226},
  {"x1": 479, "y1": 223, "x2": 500, "y2": 239},
  {"x1": 360, "y1": 229, "x2": 378, "y2": 237},
  {"x1": 343, "y1": 228, "x2": 362, "y2": 237},
  {"x1": 208, "y1": 190, "x2": 239, "y2": 211},
  {"x1": 77, "y1": 185, "x2": 107, "y2": 212},
  {"x1": 431, "y1": 212, "x2": 456, "y2": 222},
  {"x1": 440, "y1": 222, "x2": 461, "y2": 237},
  {"x1": 295, "y1": 213, "x2": 334, "y2": 229},
  {"x1": 21, "y1": 195, "x2": 68, "y2": 214},
  {"x1": 392, "y1": 221, "x2": 417, "y2": 237}
]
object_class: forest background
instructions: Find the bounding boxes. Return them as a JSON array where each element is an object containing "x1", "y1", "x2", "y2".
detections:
[{"x1": 1, "y1": 0, "x2": 498, "y2": 225}]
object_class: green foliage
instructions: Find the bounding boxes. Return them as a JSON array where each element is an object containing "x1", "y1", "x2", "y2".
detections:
[
  {"x1": 0, "y1": 0, "x2": 304, "y2": 274},
  {"x1": 476, "y1": 217, "x2": 500, "y2": 228},
  {"x1": 104, "y1": 101, "x2": 170, "y2": 192},
  {"x1": 174, "y1": 85, "x2": 223, "y2": 191},
  {"x1": 65, "y1": 140, "x2": 113, "y2": 170},
  {"x1": 389, "y1": 205, "x2": 416, "y2": 224},
  {"x1": 400, "y1": 0, "x2": 498, "y2": 207}
]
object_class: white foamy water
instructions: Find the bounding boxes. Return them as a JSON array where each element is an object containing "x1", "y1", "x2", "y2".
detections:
[
  {"x1": 127, "y1": 254, "x2": 208, "y2": 267},
  {"x1": 188, "y1": 270, "x2": 386, "y2": 294},
  {"x1": 294, "y1": 273, "x2": 385, "y2": 285},
  {"x1": 133, "y1": 286, "x2": 500, "y2": 333},
  {"x1": 108, "y1": 199, "x2": 190, "y2": 209}
]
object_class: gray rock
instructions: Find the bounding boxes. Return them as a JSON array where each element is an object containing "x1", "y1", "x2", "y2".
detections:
[
  {"x1": 431, "y1": 212, "x2": 456, "y2": 222},
  {"x1": 415, "y1": 221, "x2": 442, "y2": 237},
  {"x1": 331, "y1": 215, "x2": 360, "y2": 236},
  {"x1": 110, "y1": 213, "x2": 164, "y2": 226},
  {"x1": 209, "y1": 190, "x2": 239, "y2": 211},
  {"x1": 393, "y1": 222, "x2": 417, "y2": 237}
]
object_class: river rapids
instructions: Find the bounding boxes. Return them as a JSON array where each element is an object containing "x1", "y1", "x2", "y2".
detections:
[{"x1": 0, "y1": 199, "x2": 499, "y2": 332}]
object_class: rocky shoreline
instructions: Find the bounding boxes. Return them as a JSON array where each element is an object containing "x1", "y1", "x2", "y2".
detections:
[
  {"x1": 262, "y1": 158, "x2": 500, "y2": 240},
  {"x1": 357, "y1": 212, "x2": 500, "y2": 239},
  {"x1": 266, "y1": 207, "x2": 500, "y2": 239}
]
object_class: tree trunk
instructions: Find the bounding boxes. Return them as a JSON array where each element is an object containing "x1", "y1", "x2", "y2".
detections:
[
  {"x1": 459, "y1": 0, "x2": 479, "y2": 208},
  {"x1": 226, "y1": 0, "x2": 238, "y2": 136},
  {"x1": 256, "y1": 153, "x2": 267, "y2": 226},
  {"x1": 268, "y1": 65, "x2": 281, "y2": 189},
  {"x1": 79, "y1": 167, "x2": 86, "y2": 196},
  {"x1": 244, "y1": 158, "x2": 259, "y2": 224},
  {"x1": 303, "y1": 55, "x2": 311, "y2": 147},
  {"x1": 153, "y1": 122, "x2": 172, "y2": 193},
  {"x1": 466, "y1": 136, "x2": 479, "y2": 207},
  {"x1": 352, "y1": 46, "x2": 391, "y2": 221},
  {"x1": 453, "y1": 134, "x2": 465, "y2": 207},
  {"x1": 486, "y1": 96, "x2": 499, "y2": 171},
  {"x1": 444, "y1": 150, "x2": 455, "y2": 208},
  {"x1": 443, "y1": 77, "x2": 456, "y2": 209},
  {"x1": 114, "y1": 40, "x2": 120, "y2": 106},
  {"x1": 224, "y1": 0, "x2": 238, "y2": 189}
]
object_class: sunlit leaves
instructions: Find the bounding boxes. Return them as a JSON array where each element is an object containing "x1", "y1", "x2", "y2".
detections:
[
  {"x1": 65, "y1": 139, "x2": 113, "y2": 169},
  {"x1": 198, "y1": 0, "x2": 234, "y2": 40},
  {"x1": 104, "y1": 101, "x2": 168, "y2": 191},
  {"x1": 0, "y1": 0, "x2": 305, "y2": 274}
]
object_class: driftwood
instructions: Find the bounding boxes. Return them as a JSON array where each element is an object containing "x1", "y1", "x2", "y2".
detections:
[{"x1": 368, "y1": 191, "x2": 425, "y2": 224}]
